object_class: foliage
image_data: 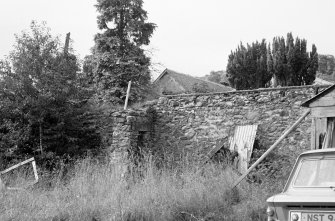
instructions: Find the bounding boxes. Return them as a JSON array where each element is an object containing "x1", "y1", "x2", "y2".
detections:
[
  {"x1": 226, "y1": 33, "x2": 319, "y2": 89},
  {"x1": 272, "y1": 33, "x2": 318, "y2": 86},
  {"x1": 226, "y1": 40, "x2": 272, "y2": 90},
  {"x1": 318, "y1": 54, "x2": 335, "y2": 75},
  {"x1": 192, "y1": 82, "x2": 211, "y2": 93},
  {"x1": 0, "y1": 21, "x2": 101, "y2": 162},
  {"x1": 205, "y1": 70, "x2": 230, "y2": 86},
  {"x1": 84, "y1": 0, "x2": 156, "y2": 104},
  {"x1": 207, "y1": 70, "x2": 222, "y2": 83}
]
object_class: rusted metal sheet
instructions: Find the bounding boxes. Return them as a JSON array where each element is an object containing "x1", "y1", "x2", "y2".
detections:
[{"x1": 229, "y1": 125, "x2": 258, "y2": 173}]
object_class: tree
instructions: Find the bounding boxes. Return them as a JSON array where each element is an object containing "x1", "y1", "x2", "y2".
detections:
[
  {"x1": 272, "y1": 33, "x2": 318, "y2": 86},
  {"x1": 207, "y1": 71, "x2": 222, "y2": 83},
  {"x1": 85, "y1": 0, "x2": 156, "y2": 104},
  {"x1": 272, "y1": 36, "x2": 288, "y2": 86},
  {"x1": 226, "y1": 40, "x2": 272, "y2": 90},
  {"x1": 306, "y1": 44, "x2": 318, "y2": 84},
  {"x1": 0, "y1": 21, "x2": 100, "y2": 160},
  {"x1": 227, "y1": 33, "x2": 319, "y2": 89}
]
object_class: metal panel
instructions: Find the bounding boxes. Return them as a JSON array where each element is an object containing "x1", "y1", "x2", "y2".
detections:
[{"x1": 229, "y1": 125, "x2": 258, "y2": 173}]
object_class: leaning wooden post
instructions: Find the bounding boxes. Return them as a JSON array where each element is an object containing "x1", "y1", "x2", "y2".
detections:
[
  {"x1": 232, "y1": 109, "x2": 311, "y2": 188},
  {"x1": 0, "y1": 177, "x2": 5, "y2": 191},
  {"x1": 124, "y1": 81, "x2": 132, "y2": 110}
]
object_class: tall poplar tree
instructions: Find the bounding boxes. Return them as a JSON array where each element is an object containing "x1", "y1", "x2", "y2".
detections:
[
  {"x1": 87, "y1": 0, "x2": 156, "y2": 104},
  {"x1": 272, "y1": 33, "x2": 318, "y2": 86},
  {"x1": 227, "y1": 40, "x2": 272, "y2": 89},
  {"x1": 306, "y1": 44, "x2": 318, "y2": 84}
]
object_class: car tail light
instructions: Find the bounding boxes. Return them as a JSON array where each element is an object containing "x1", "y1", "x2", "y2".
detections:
[{"x1": 267, "y1": 207, "x2": 276, "y2": 221}]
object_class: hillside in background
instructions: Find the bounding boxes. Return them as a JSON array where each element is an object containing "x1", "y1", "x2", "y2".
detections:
[
  {"x1": 316, "y1": 72, "x2": 335, "y2": 84},
  {"x1": 318, "y1": 54, "x2": 335, "y2": 76},
  {"x1": 199, "y1": 70, "x2": 230, "y2": 86}
]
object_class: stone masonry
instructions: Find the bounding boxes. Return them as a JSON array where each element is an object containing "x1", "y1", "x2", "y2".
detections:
[
  {"x1": 151, "y1": 85, "x2": 331, "y2": 161},
  {"x1": 110, "y1": 109, "x2": 155, "y2": 172},
  {"x1": 109, "y1": 85, "x2": 332, "y2": 168}
]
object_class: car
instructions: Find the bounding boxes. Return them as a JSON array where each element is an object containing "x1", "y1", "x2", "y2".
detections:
[{"x1": 266, "y1": 148, "x2": 335, "y2": 221}]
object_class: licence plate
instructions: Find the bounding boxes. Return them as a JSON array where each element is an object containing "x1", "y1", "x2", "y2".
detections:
[{"x1": 301, "y1": 212, "x2": 335, "y2": 221}]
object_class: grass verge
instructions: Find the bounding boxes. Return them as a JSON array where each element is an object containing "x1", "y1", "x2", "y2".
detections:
[{"x1": 0, "y1": 157, "x2": 281, "y2": 221}]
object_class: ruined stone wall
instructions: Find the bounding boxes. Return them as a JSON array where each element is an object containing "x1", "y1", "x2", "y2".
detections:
[
  {"x1": 152, "y1": 85, "x2": 330, "y2": 160},
  {"x1": 109, "y1": 109, "x2": 155, "y2": 169}
]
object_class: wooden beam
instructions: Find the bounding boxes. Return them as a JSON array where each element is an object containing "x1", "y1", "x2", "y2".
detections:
[
  {"x1": 0, "y1": 158, "x2": 35, "y2": 175},
  {"x1": 311, "y1": 106, "x2": 335, "y2": 118},
  {"x1": 0, "y1": 157, "x2": 39, "y2": 190},
  {"x1": 232, "y1": 110, "x2": 311, "y2": 188},
  {"x1": 32, "y1": 160, "x2": 39, "y2": 182},
  {"x1": 124, "y1": 81, "x2": 132, "y2": 110},
  {"x1": 311, "y1": 118, "x2": 316, "y2": 150},
  {"x1": 309, "y1": 97, "x2": 335, "y2": 108},
  {"x1": 64, "y1": 32, "x2": 70, "y2": 54}
]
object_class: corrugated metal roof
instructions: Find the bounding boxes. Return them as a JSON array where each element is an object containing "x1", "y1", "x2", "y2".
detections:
[{"x1": 229, "y1": 125, "x2": 258, "y2": 173}]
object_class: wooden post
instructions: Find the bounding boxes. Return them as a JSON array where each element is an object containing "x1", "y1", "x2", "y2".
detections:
[
  {"x1": 311, "y1": 118, "x2": 316, "y2": 149},
  {"x1": 32, "y1": 160, "x2": 39, "y2": 182},
  {"x1": 64, "y1": 32, "x2": 70, "y2": 54},
  {"x1": 124, "y1": 81, "x2": 132, "y2": 110},
  {"x1": 0, "y1": 177, "x2": 5, "y2": 191},
  {"x1": 0, "y1": 157, "x2": 39, "y2": 190},
  {"x1": 0, "y1": 158, "x2": 35, "y2": 175},
  {"x1": 232, "y1": 110, "x2": 311, "y2": 188}
]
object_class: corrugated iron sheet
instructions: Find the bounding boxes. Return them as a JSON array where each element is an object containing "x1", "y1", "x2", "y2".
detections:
[{"x1": 229, "y1": 125, "x2": 258, "y2": 173}]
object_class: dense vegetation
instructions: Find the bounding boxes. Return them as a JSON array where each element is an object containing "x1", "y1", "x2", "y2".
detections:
[
  {"x1": 83, "y1": 0, "x2": 156, "y2": 104},
  {"x1": 227, "y1": 33, "x2": 319, "y2": 89},
  {"x1": 0, "y1": 22, "x2": 101, "y2": 168},
  {"x1": 0, "y1": 0, "x2": 157, "y2": 166}
]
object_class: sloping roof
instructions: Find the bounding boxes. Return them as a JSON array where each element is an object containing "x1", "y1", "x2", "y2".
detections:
[
  {"x1": 301, "y1": 84, "x2": 335, "y2": 107},
  {"x1": 153, "y1": 69, "x2": 234, "y2": 93}
]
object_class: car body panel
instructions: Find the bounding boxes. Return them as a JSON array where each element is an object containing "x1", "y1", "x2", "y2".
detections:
[{"x1": 267, "y1": 148, "x2": 335, "y2": 221}]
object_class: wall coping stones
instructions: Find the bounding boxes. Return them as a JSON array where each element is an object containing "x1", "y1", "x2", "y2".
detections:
[{"x1": 162, "y1": 84, "x2": 332, "y2": 98}]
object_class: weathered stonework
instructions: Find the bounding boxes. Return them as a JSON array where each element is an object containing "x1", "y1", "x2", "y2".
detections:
[
  {"x1": 110, "y1": 109, "x2": 155, "y2": 170},
  {"x1": 151, "y1": 85, "x2": 331, "y2": 160}
]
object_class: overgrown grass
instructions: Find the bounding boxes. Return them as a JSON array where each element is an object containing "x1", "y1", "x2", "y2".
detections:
[{"x1": 0, "y1": 157, "x2": 282, "y2": 221}]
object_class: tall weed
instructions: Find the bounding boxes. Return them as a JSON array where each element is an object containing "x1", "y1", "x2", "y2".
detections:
[{"x1": 0, "y1": 156, "x2": 278, "y2": 221}]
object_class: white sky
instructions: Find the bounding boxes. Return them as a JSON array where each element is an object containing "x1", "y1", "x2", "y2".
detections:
[{"x1": 0, "y1": 0, "x2": 335, "y2": 78}]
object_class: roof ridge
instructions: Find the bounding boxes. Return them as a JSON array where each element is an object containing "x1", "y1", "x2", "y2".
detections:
[
  {"x1": 194, "y1": 76, "x2": 231, "y2": 89},
  {"x1": 165, "y1": 69, "x2": 232, "y2": 89}
]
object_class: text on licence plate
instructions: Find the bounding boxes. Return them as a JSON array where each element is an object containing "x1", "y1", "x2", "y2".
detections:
[{"x1": 301, "y1": 212, "x2": 335, "y2": 221}]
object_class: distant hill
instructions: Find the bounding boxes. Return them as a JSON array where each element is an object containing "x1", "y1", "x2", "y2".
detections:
[
  {"x1": 199, "y1": 70, "x2": 230, "y2": 86},
  {"x1": 316, "y1": 72, "x2": 335, "y2": 84},
  {"x1": 318, "y1": 54, "x2": 335, "y2": 75}
]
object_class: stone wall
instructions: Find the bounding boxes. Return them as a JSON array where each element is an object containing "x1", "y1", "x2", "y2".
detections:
[
  {"x1": 152, "y1": 85, "x2": 330, "y2": 160},
  {"x1": 110, "y1": 109, "x2": 155, "y2": 171}
]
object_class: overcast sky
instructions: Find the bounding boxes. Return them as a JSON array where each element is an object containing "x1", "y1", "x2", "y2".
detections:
[{"x1": 0, "y1": 0, "x2": 334, "y2": 78}]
